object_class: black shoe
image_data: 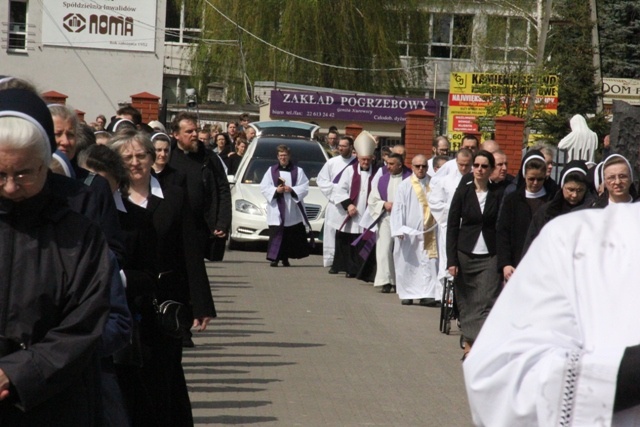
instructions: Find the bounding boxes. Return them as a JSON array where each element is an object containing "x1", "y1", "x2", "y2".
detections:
[
  {"x1": 420, "y1": 298, "x2": 442, "y2": 308},
  {"x1": 270, "y1": 261, "x2": 278, "y2": 267},
  {"x1": 381, "y1": 284, "x2": 392, "y2": 293},
  {"x1": 328, "y1": 268, "x2": 339, "y2": 274},
  {"x1": 401, "y1": 299, "x2": 413, "y2": 305},
  {"x1": 419, "y1": 298, "x2": 436, "y2": 307},
  {"x1": 345, "y1": 273, "x2": 356, "y2": 278},
  {"x1": 282, "y1": 259, "x2": 290, "y2": 267},
  {"x1": 390, "y1": 285, "x2": 396, "y2": 293}
]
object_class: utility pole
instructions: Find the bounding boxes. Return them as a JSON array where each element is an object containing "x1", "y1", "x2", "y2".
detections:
[
  {"x1": 590, "y1": 0, "x2": 604, "y2": 114},
  {"x1": 524, "y1": 0, "x2": 553, "y2": 144}
]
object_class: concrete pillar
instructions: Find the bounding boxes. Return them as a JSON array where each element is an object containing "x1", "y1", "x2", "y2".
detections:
[
  {"x1": 404, "y1": 110, "x2": 435, "y2": 167},
  {"x1": 42, "y1": 90, "x2": 68, "y2": 105},
  {"x1": 130, "y1": 92, "x2": 160, "y2": 124},
  {"x1": 494, "y1": 115, "x2": 525, "y2": 176}
]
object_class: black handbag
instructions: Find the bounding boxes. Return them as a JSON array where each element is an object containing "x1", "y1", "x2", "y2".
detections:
[
  {"x1": 153, "y1": 298, "x2": 190, "y2": 339},
  {"x1": 153, "y1": 271, "x2": 191, "y2": 338}
]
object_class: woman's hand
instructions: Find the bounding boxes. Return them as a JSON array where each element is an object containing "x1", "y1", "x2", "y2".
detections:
[{"x1": 503, "y1": 265, "x2": 515, "y2": 282}]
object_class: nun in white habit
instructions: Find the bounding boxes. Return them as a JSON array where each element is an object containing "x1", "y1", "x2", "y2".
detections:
[{"x1": 464, "y1": 202, "x2": 640, "y2": 426}]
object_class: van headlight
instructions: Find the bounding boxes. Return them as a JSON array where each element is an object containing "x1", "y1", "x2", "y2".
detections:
[{"x1": 235, "y1": 199, "x2": 263, "y2": 215}]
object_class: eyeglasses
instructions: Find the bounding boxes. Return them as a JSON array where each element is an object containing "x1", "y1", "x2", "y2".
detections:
[
  {"x1": 604, "y1": 174, "x2": 630, "y2": 184},
  {"x1": 473, "y1": 163, "x2": 489, "y2": 169},
  {"x1": 0, "y1": 165, "x2": 43, "y2": 187},
  {"x1": 412, "y1": 164, "x2": 428, "y2": 169},
  {"x1": 526, "y1": 177, "x2": 545, "y2": 183}
]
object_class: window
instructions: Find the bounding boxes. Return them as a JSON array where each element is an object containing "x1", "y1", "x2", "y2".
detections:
[
  {"x1": 8, "y1": 1, "x2": 28, "y2": 51},
  {"x1": 165, "y1": 0, "x2": 202, "y2": 44},
  {"x1": 485, "y1": 16, "x2": 534, "y2": 62},
  {"x1": 397, "y1": 13, "x2": 473, "y2": 60}
]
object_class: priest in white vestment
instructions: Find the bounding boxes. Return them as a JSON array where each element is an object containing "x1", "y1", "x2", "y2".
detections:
[
  {"x1": 464, "y1": 203, "x2": 640, "y2": 426},
  {"x1": 260, "y1": 144, "x2": 310, "y2": 267},
  {"x1": 360, "y1": 153, "x2": 411, "y2": 292},
  {"x1": 428, "y1": 149, "x2": 473, "y2": 285},
  {"x1": 316, "y1": 136, "x2": 355, "y2": 269},
  {"x1": 390, "y1": 154, "x2": 439, "y2": 305},
  {"x1": 331, "y1": 131, "x2": 377, "y2": 278}
]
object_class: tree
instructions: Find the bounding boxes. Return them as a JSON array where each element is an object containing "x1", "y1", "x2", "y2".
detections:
[
  {"x1": 185, "y1": 0, "x2": 433, "y2": 103},
  {"x1": 598, "y1": 0, "x2": 640, "y2": 78}
]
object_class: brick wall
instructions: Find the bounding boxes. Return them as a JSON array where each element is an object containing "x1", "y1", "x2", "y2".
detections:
[
  {"x1": 404, "y1": 110, "x2": 435, "y2": 167},
  {"x1": 344, "y1": 123, "x2": 363, "y2": 139},
  {"x1": 42, "y1": 90, "x2": 68, "y2": 105},
  {"x1": 494, "y1": 115, "x2": 525, "y2": 176},
  {"x1": 130, "y1": 92, "x2": 160, "y2": 124}
]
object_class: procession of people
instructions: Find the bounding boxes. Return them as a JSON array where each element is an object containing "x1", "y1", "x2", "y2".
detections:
[{"x1": 1, "y1": 73, "x2": 638, "y2": 425}]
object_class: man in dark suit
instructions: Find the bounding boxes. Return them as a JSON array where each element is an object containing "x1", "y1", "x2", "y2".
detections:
[{"x1": 169, "y1": 112, "x2": 231, "y2": 261}]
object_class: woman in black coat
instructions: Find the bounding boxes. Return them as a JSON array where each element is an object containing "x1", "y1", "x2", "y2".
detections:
[
  {"x1": 447, "y1": 150, "x2": 503, "y2": 359},
  {"x1": 496, "y1": 150, "x2": 554, "y2": 282},
  {"x1": 109, "y1": 129, "x2": 216, "y2": 426}
]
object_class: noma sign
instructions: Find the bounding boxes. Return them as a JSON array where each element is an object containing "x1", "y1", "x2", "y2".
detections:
[
  {"x1": 270, "y1": 90, "x2": 439, "y2": 124},
  {"x1": 63, "y1": 13, "x2": 134, "y2": 36},
  {"x1": 43, "y1": 1, "x2": 156, "y2": 52}
]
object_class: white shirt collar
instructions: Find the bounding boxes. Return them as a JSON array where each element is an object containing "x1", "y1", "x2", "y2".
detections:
[
  {"x1": 150, "y1": 175, "x2": 164, "y2": 199},
  {"x1": 114, "y1": 190, "x2": 127, "y2": 213}
]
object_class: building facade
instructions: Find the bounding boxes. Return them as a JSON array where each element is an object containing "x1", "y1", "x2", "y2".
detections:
[{"x1": 1, "y1": 0, "x2": 167, "y2": 121}]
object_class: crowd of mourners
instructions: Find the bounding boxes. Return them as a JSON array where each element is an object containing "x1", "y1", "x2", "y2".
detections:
[
  {"x1": 2, "y1": 73, "x2": 638, "y2": 425},
  {"x1": 0, "y1": 76, "x2": 261, "y2": 426},
  {"x1": 314, "y1": 125, "x2": 636, "y2": 364}
]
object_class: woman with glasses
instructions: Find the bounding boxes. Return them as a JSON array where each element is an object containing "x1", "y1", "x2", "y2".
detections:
[
  {"x1": 447, "y1": 150, "x2": 503, "y2": 359},
  {"x1": 497, "y1": 150, "x2": 555, "y2": 283},
  {"x1": 522, "y1": 160, "x2": 595, "y2": 253},
  {"x1": 108, "y1": 129, "x2": 215, "y2": 425}
]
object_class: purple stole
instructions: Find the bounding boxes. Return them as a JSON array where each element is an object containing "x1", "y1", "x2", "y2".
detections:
[
  {"x1": 339, "y1": 162, "x2": 378, "y2": 231},
  {"x1": 352, "y1": 167, "x2": 410, "y2": 259},
  {"x1": 377, "y1": 167, "x2": 412, "y2": 201},
  {"x1": 267, "y1": 164, "x2": 314, "y2": 260},
  {"x1": 332, "y1": 157, "x2": 357, "y2": 184}
]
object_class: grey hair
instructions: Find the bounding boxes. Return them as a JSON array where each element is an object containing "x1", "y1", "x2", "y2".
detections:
[
  {"x1": 107, "y1": 129, "x2": 156, "y2": 163},
  {"x1": 0, "y1": 116, "x2": 52, "y2": 167},
  {"x1": 48, "y1": 104, "x2": 79, "y2": 129}
]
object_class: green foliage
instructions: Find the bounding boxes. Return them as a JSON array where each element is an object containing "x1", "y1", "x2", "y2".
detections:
[
  {"x1": 544, "y1": 0, "x2": 598, "y2": 117},
  {"x1": 187, "y1": 0, "x2": 431, "y2": 103},
  {"x1": 598, "y1": 0, "x2": 640, "y2": 78}
]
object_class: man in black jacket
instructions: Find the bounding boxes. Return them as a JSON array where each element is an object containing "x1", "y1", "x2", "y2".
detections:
[{"x1": 169, "y1": 112, "x2": 231, "y2": 247}]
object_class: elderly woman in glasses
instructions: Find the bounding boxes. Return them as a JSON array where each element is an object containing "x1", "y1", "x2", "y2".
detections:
[
  {"x1": 108, "y1": 129, "x2": 215, "y2": 425},
  {"x1": 0, "y1": 89, "x2": 111, "y2": 424},
  {"x1": 447, "y1": 150, "x2": 504, "y2": 359},
  {"x1": 496, "y1": 150, "x2": 555, "y2": 283}
]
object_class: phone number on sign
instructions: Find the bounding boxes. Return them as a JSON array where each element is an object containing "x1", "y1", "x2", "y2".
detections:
[{"x1": 305, "y1": 111, "x2": 335, "y2": 118}]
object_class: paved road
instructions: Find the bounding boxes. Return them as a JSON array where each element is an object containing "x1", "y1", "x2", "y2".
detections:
[{"x1": 184, "y1": 248, "x2": 473, "y2": 426}]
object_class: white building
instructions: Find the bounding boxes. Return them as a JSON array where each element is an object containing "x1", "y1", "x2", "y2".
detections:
[{"x1": 1, "y1": 0, "x2": 167, "y2": 121}]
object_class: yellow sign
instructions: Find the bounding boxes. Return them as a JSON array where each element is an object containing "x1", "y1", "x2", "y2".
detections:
[{"x1": 447, "y1": 72, "x2": 559, "y2": 149}]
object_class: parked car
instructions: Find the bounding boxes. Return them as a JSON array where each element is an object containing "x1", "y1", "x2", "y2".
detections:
[{"x1": 228, "y1": 121, "x2": 329, "y2": 249}]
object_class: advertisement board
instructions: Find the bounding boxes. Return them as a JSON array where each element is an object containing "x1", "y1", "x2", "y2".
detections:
[
  {"x1": 42, "y1": 1, "x2": 157, "y2": 52},
  {"x1": 270, "y1": 90, "x2": 439, "y2": 124},
  {"x1": 603, "y1": 78, "x2": 640, "y2": 106},
  {"x1": 447, "y1": 72, "x2": 559, "y2": 148}
]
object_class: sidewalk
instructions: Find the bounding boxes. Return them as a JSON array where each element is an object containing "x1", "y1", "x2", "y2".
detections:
[{"x1": 184, "y1": 249, "x2": 473, "y2": 426}]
